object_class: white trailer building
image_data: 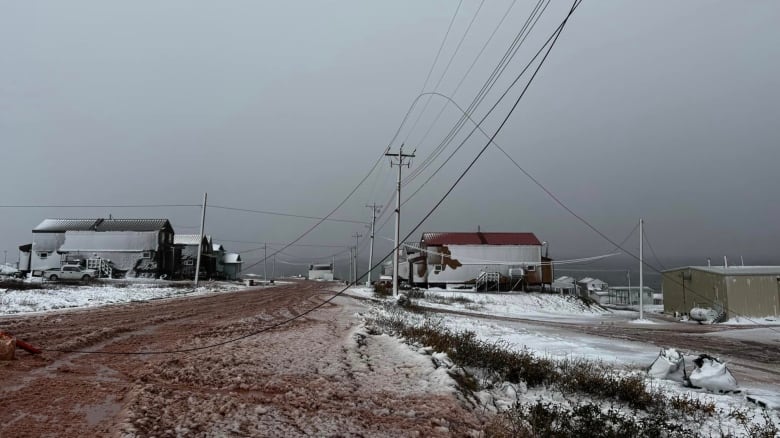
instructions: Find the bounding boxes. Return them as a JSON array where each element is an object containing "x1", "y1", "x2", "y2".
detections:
[
  {"x1": 419, "y1": 232, "x2": 543, "y2": 288},
  {"x1": 308, "y1": 263, "x2": 334, "y2": 281}
]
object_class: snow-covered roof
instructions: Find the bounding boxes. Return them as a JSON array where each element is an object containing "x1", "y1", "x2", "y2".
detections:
[
  {"x1": 223, "y1": 253, "x2": 242, "y2": 264},
  {"x1": 578, "y1": 277, "x2": 606, "y2": 285},
  {"x1": 34, "y1": 219, "x2": 97, "y2": 232},
  {"x1": 551, "y1": 281, "x2": 576, "y2": 289},
  {"x1": 96, "y1": 219, "x2": 171, "y2": 232},
  {"x1": 554, "y1": 275, "x2": 575, "y2": 283},
  {"x1": 33, "y1": 218, "x2": 171, "y2": 233},
  {"x1": 212, "y1": 243, "x2": 225, "y2": 252},
  {"x1": 174, "y1": 234, "x2": 206, "y2": 246},
  {"x1": 421, "y1": 232, "x2": 541, "y2": 246},
  {"x1": 662, "y1": 266, "x2": 780, "y2": 276}
]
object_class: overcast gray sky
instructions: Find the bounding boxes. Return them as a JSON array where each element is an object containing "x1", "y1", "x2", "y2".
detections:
[{"x1": 2, "y1": 1, "x2": 778, "y2": 274}]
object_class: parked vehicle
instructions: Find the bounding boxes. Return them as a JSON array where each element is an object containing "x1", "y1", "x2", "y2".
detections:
[{"x1": 45, "y1": 265, "x2": 96, "y2": 282}]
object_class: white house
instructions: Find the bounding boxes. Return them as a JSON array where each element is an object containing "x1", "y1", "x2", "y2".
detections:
[
  {"x1": 420, "y1": 231, "x2": 544, "y2": 288},
  {"x1": 578, "y1": 277, "x2": 609, "y2": 303}
]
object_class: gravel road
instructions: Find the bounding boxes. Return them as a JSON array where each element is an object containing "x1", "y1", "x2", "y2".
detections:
[{"x1": 0, "y1": 281, "x2": 482, "y2": 437}]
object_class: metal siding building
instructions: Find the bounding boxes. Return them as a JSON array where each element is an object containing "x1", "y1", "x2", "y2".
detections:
[
  {"x1": 662, "y1": 266, "x2": 780, "y2": 319},
  {"x1": 30, "y1": 218, "x2": 175, "y2": 276},
  {"x1": 420, "y1": 232, "x2": 542, "y2": 286}
]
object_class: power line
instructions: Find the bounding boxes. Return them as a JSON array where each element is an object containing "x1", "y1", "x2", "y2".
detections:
[
  {"x1": 369, "y1": 1, "x2": 552, "y2": 235},
  {"x1": 367, "y1": 0, "x2": 550, "y2": 231},
  {"x1": 405, "y1": 0, "x2": 487, "y2": 143},
  {"x1": 41, "y1": 1, "x2": 584, "y2": 355},
  {"x1": 404, "y1": 0, "x2": 547, "y2": 186},
  {"x1": 403, "y1": 0, "x2": 465, "y2": 142},
  {"x1": 208, "y1": 205, "x2": 367, "y2": 225},
  {"x1": 0, "y1": 204, "x2": 199, "y2": 208},
  {"x1": 214, "y1": 239, "x2": 349, "y2": 248},
  {"x1": 642, "y1": 224, "x2": 667, "y2": 270}
]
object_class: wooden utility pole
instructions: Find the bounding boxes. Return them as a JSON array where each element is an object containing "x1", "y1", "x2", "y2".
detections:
[
  {"x1": 386, "y1": 145, "x2": 415, "y2": 297},
  {"x1": 352, "y1": 232, "x2": 362, "y2": 284},
  {"x1": 365, "y1": 203, "x2": 381, "y2": 287},
  {"x1": 639, "y1": 218, "x2": 644, "y2": 321},
  {"x1": 194, "y1": 192, "x2": 207, "y2": 288}
]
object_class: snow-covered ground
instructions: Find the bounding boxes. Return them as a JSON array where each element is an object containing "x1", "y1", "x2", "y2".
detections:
[
  {"x1": 0, "y1": 282, "x2": 248, "y2": 315},
  {"x1": 350, "y1": 286, "x2": 779, "y2": 430},
  {"x1": 361, "y1": 299, "x2": 780, "y2": 436}
]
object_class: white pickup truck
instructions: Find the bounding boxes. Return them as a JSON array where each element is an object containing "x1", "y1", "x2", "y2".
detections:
[{"x1": 45, "y1": 265, "x2": 97, "y2": 282}]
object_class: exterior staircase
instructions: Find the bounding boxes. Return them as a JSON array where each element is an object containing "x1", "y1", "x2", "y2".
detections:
[
  {"x1": 87, "y1": 257, "x2": 113, "y2": 278},
  {"x1": 475, "y1": 271, "x2": 500, "y2": 292}
]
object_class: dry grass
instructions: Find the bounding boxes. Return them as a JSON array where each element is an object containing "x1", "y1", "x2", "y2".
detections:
[{"x1": 366, "y1": 304, "x2": 779, "y2": 438}]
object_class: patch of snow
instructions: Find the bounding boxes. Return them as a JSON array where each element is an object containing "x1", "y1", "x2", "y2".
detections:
[
  {"x1": 628, "y1": 318, "x2": 657, "y2": 324},
  {"x1": 0, "y1": 282, "x2": 247, "y2": 315},
  {"x1": 723, "y1": 316, "x2": 780, "y2": 325}
]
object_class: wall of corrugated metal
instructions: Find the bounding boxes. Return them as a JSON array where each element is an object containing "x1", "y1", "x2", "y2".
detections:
[
  {"x1": 726, "y1": 275, "x2": 780, "y2": 318},
  {"x1": 663, "y1": 269, "x2": 725, "y2": 315}
]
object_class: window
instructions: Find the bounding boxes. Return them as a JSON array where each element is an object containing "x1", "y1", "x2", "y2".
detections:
[
  {"x1": 38, "y1": 252, "x2": 49, "y2": 259},
  {"x1": 64, "y1": 266, "x2": 76, "y2": 272},
  {"x1": 142, "y1": 251, "x2": 151, "y2": 259},
  {"x1": 184, "y1": 260, "x2": 194, "y2": 266},
  {"x1": 526, "y1": 265, "x2": 536, "y2": 272},
  {"x1": 433, "y1": 264, "x2": 442, "y2": 274}
]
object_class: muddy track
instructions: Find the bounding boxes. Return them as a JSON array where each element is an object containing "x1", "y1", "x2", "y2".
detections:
[{"x1": 0, "y1": 281, "x2": 482, "y2": 437}]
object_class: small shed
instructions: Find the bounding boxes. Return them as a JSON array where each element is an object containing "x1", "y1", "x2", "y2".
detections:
[
  {"x1": 578, "y1": 277, "x2": 609, "y2": 303},
  {"x1": 552, "y1": 276, "x2": 576, "y2": 294},
  {"x1": 222, "y1": 253, "x2": 242, "y2": 280}
]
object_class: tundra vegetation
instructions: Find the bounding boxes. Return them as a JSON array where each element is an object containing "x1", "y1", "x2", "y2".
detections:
[{"x1": 365, "y1": 302, "x2": 780, "y2": 438}]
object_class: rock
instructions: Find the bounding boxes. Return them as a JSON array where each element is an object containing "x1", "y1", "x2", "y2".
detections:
[{"x1": 0, "y1": 333, "x2": 15, "y2": 361}]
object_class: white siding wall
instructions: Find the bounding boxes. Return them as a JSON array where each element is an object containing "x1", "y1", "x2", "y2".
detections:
[
  {"x1": 31, "y1": 232, "x2": 65, "y2": 271},
  {"x1": 425, "y1": 244, "x2": 541, "y2": 284}
]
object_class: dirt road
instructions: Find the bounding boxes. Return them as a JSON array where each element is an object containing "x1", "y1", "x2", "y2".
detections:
[{"x1": 0, "y1": 281, "x2": 482, "y2": 437}]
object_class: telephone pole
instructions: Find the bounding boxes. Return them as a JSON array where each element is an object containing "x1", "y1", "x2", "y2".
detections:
[
  {"x1": 194, "y1": 192, "x2": 207, "y2": 288},
  {"x1": 264, "y1": 243, "x2": 267, "y2": 285},
  {"x1": 349, "y1": 247, "x2": 354, "y2": 283},
  {"x1": 639, "y1": 218, "x2": 644, "y2": 321},
  {"x1": 352, "y1": 232, "x2": 362, "y2": 284},
  {"x1": 386, "y1": 145, "x2": 415, "y2": 297},
  {"x1": 365, "y1": 203, "x2": 381, "y2": 286}
]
